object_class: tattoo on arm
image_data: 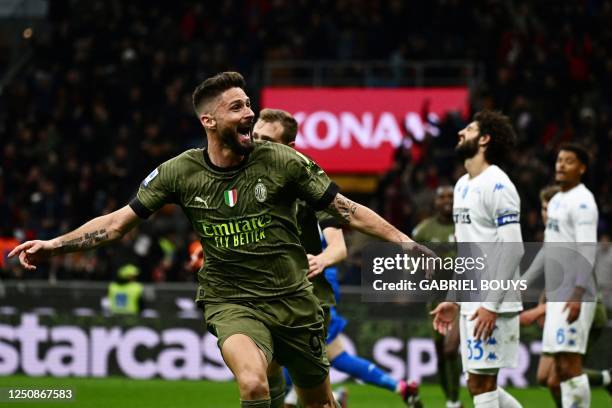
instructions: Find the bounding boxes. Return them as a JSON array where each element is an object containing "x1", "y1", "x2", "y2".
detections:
[
  {"x1": 327, "y1": 194, "x2": 409, "y2": 242},
  {"x1": 59, "y1": 229, "x2": 109, "y2": 252},
  {"x1": 328, "y1": 194, "x2": 358, "y2": 223}
]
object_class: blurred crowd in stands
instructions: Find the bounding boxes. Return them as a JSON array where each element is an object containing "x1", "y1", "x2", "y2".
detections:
[{"x1": 1, "y1": 0, "x2": 611, "y2": 282}]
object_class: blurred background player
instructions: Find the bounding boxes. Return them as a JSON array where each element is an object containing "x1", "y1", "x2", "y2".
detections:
[
  {"x1": 431, "y1": 110, "x2": 524, "y2": 408},
  {"x1": 537, "y1": 144, "x2": 601, "y2": 408},
  {"x1": 519, "y1": 186, "x2": 560, "y2": 333},
  {"x1": 108, "y1": 263, "x2": 144, "y2": 315},
  {"x1": 520, "y1": 185, "x2": 611, "y2": 407},
  {"x1": 412, "y1": 185, "x2": 462, "y2": 408},
  {"x1": 253, "y1": 108, "x2": 422, "y2": 407}
]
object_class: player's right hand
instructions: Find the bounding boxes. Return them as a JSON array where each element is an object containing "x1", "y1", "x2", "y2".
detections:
[
  {"x1": 430, "y1": 302, "x2": 459, "y2": 335},
  {"x1": 306, "y1": 253, "x2": 327, "y2": 279},
  {"x1": 187, "y1": 246, "x2": 204, "y2": 272},
  {"x1": 470, "y1": 307, "x2": 498, "y2": 341},
  {"x1": 7, "y1": 240, "x2": 55, "y2": 270}
]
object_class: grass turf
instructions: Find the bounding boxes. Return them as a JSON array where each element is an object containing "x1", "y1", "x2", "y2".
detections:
[{"x1": 0, "y1": 375, "x2": 609, "y2": 407}]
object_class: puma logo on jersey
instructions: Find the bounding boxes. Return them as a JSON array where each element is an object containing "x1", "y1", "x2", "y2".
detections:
[{"x1": 194, "y1": 196, "x2": 209, "y2": 207}]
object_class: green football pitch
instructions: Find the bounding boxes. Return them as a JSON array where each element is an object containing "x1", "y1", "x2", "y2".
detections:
[{"x1": 0, "y1": 375, "x2": 609, "y2": 407}]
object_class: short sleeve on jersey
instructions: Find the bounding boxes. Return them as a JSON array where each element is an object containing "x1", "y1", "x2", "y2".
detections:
[
  {"x1": 573, "y1": 200, "x2": 598, "y2": 242},
  {"x1": 129, "y1": 196, "x2": 153, "y2": 219},
  {"x1": 574, "y1": 201, "x2": 597, "y2": 226},
  {"x1": 288, "y1": 149, "x2": 339, "y2": 210},
  {"x1": 488, "y1": 182, "x2": 521, "y2": 227},
  {"x1": 129, "y1": 162, "x2": 178, "y2": 219},
  {"x1": 317, "y1": 210, "x2": 343, "y2": 230}
]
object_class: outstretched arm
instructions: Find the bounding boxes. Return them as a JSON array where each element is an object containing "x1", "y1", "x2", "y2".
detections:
[
  {"x1": 53, "y1": 205, "x2": 141, "y2": 252},
  {"x1": 9, "y1": 205, "x2": 142, "y2": 270},
  {"x1": 325, "y1": 193, "x2": 412, "y2": 243}
]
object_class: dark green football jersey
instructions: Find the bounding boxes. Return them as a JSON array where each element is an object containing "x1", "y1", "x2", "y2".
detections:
[
  {"x1": 412, "y1": 216, "x2": 456, "y2": 271},
  {"x1": 295, "y1": 201, "x2": 341, "y2": 308},
  {"x1": 130, "y1": 141, "x2": 338, "y2": 303},
  {"x1": 412, "y1": 217, "x2": 455, "y2": 245}
]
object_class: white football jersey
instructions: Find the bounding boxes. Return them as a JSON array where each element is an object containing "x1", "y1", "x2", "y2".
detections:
[
  {"x1": 453, "y1": 165, "x2": 521, "y2": 242},
  {"x1": 453, "y1": 165, "x2": 523, "y2": 314},
  {"x1": 544, "y1": 183, "x2": 598, "y2": 301},
  {"x1": 545, "y1": 184, "x2": 598, "y2": 243}
]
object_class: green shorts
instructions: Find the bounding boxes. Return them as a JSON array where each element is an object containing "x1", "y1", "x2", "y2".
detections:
[
  {"x1": 322, "y1": 305, "x2": 331, "y2": 337},
  {"x1": 586, "y1": 298, "x2": 608, "y2": 353},
  {"x1": 205, "y1": 290, "x2": 329, "y2": 388}
]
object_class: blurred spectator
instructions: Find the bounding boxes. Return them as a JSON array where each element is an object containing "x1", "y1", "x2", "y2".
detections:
[{"x1": 107, "y1": 264, "x2": 144, "y2": 315}]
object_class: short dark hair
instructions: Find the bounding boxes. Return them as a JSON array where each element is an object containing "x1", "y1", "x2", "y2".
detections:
[
  {"x1": 258, "y1": 108, "x2": 298, "y2": 144},
  {"x1": 559, "y1": 143, "x2": 590, "y2": 169},
  {"x1": 474, "y1": 110, "x2": 517, "y2": 164},
  {"x1": 539, "y1": 185, "x2": 560, "y2": 203},
  {"x1": 192, "y1": 72, "x2": 246, "y2": 114}
]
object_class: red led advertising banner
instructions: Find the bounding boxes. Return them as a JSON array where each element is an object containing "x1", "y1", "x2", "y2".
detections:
[{"x1": 261, "y1": 88, "x2": 469, "y2": 173}]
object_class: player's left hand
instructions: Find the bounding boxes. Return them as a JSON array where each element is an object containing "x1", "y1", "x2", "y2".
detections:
[
  {"x1": 470, "y1": 307, "x2": 497, "y2": 340},
  {"x1": 563, "y1": 301, "x2": 581, "y2": 323},
  {"x1": 401, "y1": 241, "x2": 439, "y2": 279},
  {"x1": 307, "y1": 254, "x2": 327, "y2": 279},
  {"x1": 430, "y1": 302, "x2": 459, "y2": 335}
]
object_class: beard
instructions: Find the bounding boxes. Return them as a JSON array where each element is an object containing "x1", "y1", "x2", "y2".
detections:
[
  {"x1": 455, "y1": 136, "x2": 480, "y2": 160},
  {"x1": 219, "y1": 123, "x2": 254, "y2": 156}
]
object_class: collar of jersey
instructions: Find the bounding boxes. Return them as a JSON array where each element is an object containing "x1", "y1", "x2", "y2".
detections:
[{"x1": 202, "y1": 149, "x2": 250, "y2": 173}]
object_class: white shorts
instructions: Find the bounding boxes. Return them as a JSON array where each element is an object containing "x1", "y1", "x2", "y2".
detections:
[
  {"x1": 542, "y1": 302, "x2": 596, "y2": 354},
  {"x1": 284, "y1": 386, "x2": 298, "y2": 405},
  {"x1": 459, "y1": 312, "x2": 519, "y2": 372}
]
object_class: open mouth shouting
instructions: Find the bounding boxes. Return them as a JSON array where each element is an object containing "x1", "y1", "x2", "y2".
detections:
[
  {"x1": 237, "y1": 122, "x2": 253, "y2": 144},
  {"x1": 219, "y1": 119, "x2": 255, "y2": 155}
]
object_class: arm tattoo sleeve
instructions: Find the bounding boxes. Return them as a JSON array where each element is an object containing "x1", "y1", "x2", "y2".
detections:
[
  {"x1": 59, "y1": 229, "x2": 109, "y2": 252},
  {"x1": 327, "y1": 194, "x2": 358, "y2": 223}
]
